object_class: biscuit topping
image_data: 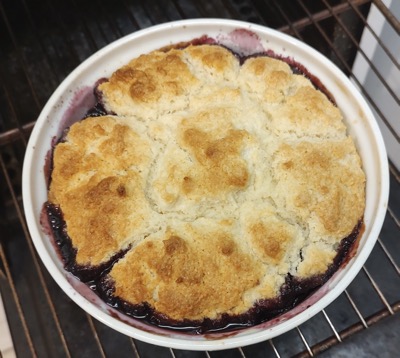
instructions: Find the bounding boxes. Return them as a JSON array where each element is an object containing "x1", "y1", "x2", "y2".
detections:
[{"x1": 47, "y1": 44, "x2": 365, "y2": 330}]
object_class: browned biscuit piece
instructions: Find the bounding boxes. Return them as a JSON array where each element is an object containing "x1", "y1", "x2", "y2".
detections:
[
  {"x1": 109, "y1": 221, "x2": 275, "y2": 321},
  {"x1": 49, "y1": 116, "x2": 154, "y2": 266}
]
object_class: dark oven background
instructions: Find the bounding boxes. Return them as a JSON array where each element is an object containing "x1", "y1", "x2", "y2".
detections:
[{"x1": 1, "y1": 1, "x2": 399, "y2": 357}]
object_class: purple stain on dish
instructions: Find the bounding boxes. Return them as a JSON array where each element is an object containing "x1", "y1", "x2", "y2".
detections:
[
  {"x1": 43, "y1": 79, "x2": 110, "y2": 187},
  {"x1": 42, "y1": 85, "x2": 95, "y2": 188},
  {"x1": 217, "y1": 29, "x2": 265, "y2": 56},
  {"x1": 189, "y1": 35, "x2": 216, "y2": 46},
  {"x1": 58, "y1": 86, "x2": 96, "y2": 136},
  {"x1": 56, "y1": 78, "x2": 109, "y2": 140}
]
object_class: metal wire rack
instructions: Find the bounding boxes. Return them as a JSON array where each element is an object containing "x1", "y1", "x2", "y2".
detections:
[{"x1": 0, "y1": 0, "x2": 399, "y2": 357}]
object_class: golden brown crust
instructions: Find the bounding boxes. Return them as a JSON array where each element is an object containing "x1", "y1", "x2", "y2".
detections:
[
  {"x1": 154, "y1": 107, "x2": 251, "y2": 204},
  {"x1": 98, "y1": 49, "x2": 198, "y2": 118},
  {"x1": 49, "y1": 116, "x2": 153, "y2": 265},
  {"x1": 269, "y1": 86, "x2": 346, "y2": 138},
  {"x1": 249, "y1": 221, "x2": 294, "y2": 265},
  {"x1": 110, "y1": 222, "x2": 271, "y2": 320},
  {"x1": 50, "y1": 45, "x2": 366, "y2": 322},
  {"x1": 272, "y1": 139, "x2": 365, "y2": 241}
]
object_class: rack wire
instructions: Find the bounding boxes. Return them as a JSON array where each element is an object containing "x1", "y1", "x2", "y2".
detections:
[{"x1": 0, "y1": 0, "x2": 399, "y2": 357}]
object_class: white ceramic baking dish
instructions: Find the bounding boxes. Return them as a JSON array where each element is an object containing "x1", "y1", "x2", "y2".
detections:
[{"x1": 22, "y1": 19, "x2": 389, "y2": 351}]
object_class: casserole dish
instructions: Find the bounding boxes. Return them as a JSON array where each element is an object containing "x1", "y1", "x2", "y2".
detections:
[{"x1": 22, "y1": 19, "x2": 389, "y2": 350}]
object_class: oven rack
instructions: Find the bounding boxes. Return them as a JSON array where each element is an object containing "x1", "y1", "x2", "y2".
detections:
[{"x1": 0, "y1": 0, "x2": 399, "y2": 357}]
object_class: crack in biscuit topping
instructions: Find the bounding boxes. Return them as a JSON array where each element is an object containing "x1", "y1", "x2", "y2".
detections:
[{"x1": 48, "y1": 44, "x2": 365, "y2": 323}]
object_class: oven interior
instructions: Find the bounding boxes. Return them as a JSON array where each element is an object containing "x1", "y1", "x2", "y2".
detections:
[{"x1": 0, "y1": 0, "x2": 399, "y2": 357}]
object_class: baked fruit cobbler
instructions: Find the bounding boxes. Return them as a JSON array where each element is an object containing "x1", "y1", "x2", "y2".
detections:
[{"x1": 44, "y1": 43, "x2": 365, "y2": 333}]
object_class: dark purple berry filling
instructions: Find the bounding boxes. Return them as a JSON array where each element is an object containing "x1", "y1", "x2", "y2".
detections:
[{"x1": 84, "y1": 79, "x2": 112, "y2": 118}]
